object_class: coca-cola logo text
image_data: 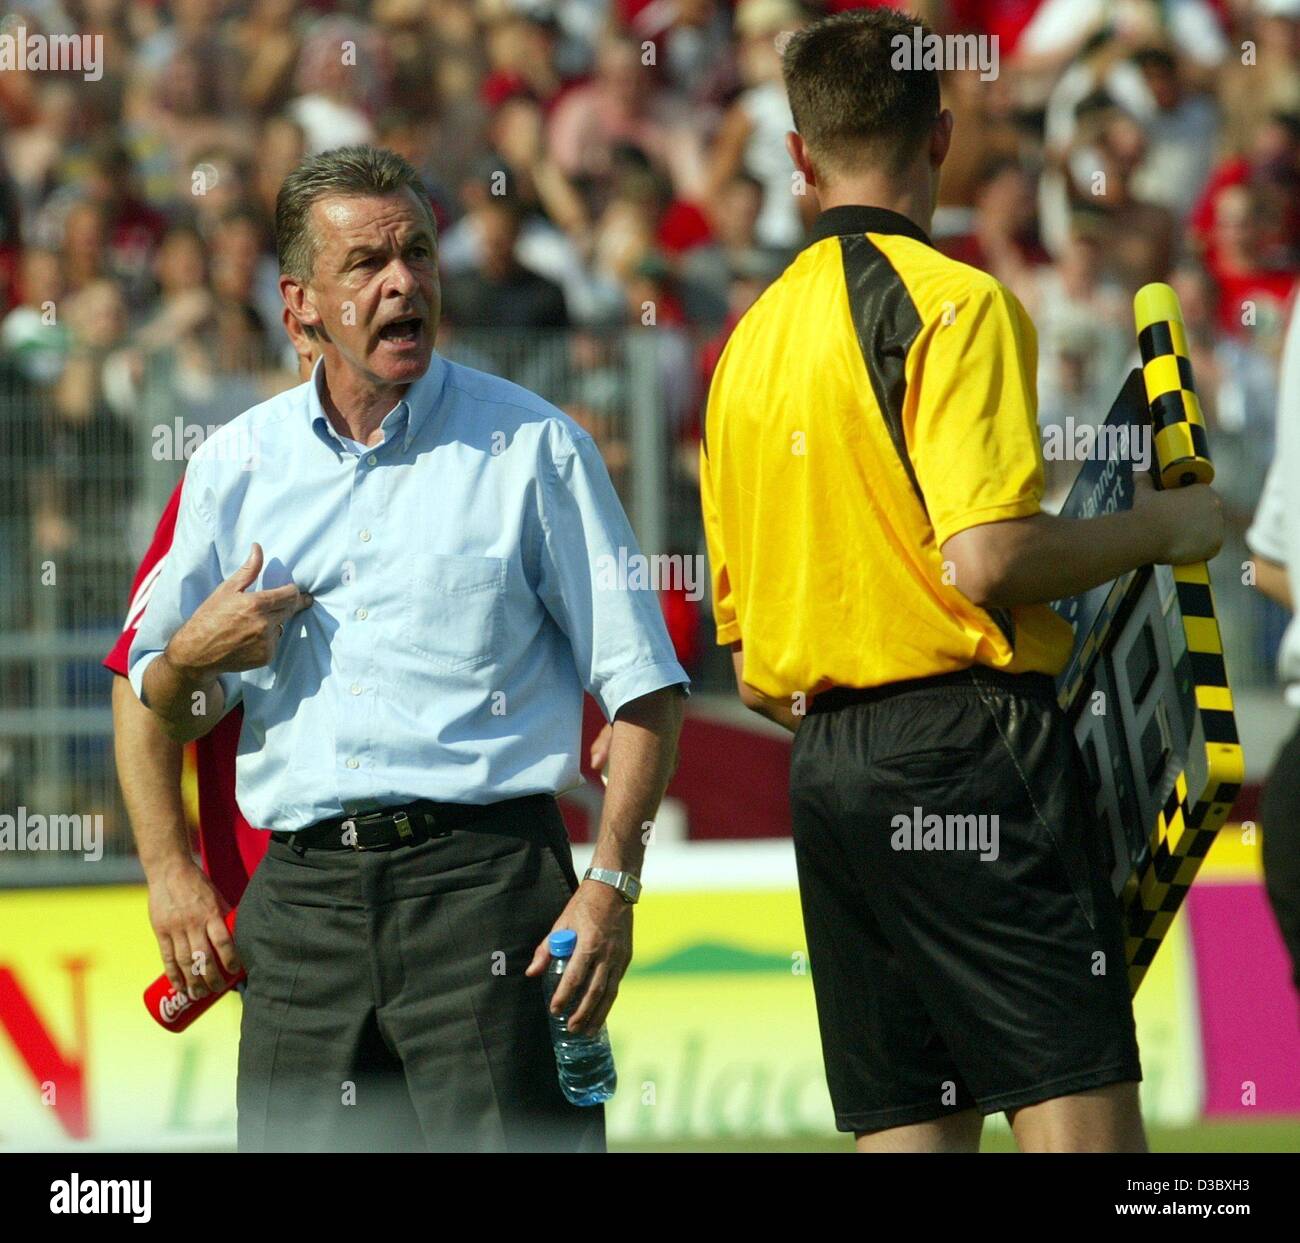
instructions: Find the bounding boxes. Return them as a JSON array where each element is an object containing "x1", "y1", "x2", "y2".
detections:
[{"x1": 158, "y1": 991, "x2": 192, "y2": 1023}]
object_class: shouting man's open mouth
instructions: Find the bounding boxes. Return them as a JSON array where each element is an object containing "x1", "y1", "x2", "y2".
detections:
[{"x1": 377, "y1": 315, "x2": 424, "y2": 352}]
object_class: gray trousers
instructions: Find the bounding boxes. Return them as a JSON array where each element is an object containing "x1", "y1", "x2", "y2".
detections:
[{"x1": 233, "y1": 794, "x2": 606, "y2": 1153}]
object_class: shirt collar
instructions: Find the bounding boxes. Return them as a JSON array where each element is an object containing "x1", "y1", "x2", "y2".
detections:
[
  {"x1": 307, "y1": 351, "x2": 449, "y2": 455},
  {"x1": 802, "y1": 204, "x2": 933, "y2": 251}
]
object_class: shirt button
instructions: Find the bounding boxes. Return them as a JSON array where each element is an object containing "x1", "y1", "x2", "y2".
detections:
[
  {"x1": 359, "y1": 529, "x2": 372, "y2": 542},
  {"x1": 355, "y1": 607, "x2": 368, "y2": 620},
  {"x1": 346, "y1": 757, "x2": 359, "y2": 770},
  {"x1": 350, "y1": 683, "x2": 362, "y2": 695},
  {"x1": 367, "y1": 454, "x2": 377, "y2": 466}
]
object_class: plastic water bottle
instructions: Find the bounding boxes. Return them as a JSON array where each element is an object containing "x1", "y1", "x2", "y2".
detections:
[{"x1": 542, "y1": 929, "x2": 617, "y2": 1106}]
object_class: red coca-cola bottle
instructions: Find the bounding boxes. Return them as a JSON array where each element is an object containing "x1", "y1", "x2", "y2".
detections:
[{"x1": 142, "y1": 907, "x2": 244, "y2": 1032}]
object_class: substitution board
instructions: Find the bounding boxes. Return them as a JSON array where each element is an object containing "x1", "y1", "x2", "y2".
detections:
[{"x1": 1051, "y1": 284, "x2": 1244, "y2": 994}]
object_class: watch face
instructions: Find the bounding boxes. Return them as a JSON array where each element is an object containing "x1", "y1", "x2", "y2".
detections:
[{"x1": 587, "y1": 868, "x2": 640, "y2": 901}]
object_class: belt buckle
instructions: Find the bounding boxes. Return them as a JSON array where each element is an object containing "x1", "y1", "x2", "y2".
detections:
[
  {"x1": 342, "y1": 808, "x2": 386, "y2": 851},
  {"x1": 342, "y1": 806, "x2": 430, "y2": 851}
]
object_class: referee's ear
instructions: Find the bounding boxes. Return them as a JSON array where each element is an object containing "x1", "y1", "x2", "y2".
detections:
[
  {"x1": 929, "y1": 109, "x2": 955, "y2": 171},
  {"x1": 785, "y1": 131, "x2": 818, "y2": 190}
]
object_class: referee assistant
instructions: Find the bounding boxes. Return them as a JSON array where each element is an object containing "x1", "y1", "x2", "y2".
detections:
[{"x1": 699, "y1": 9, "x2": 1224, "y2": 1153}]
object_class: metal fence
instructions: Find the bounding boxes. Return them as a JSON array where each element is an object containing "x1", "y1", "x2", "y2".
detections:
[{"x1": 0, "y1": 332, "x2": 1286, "y2": 873}]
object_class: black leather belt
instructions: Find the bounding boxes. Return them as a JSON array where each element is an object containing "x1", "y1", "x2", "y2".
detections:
[
  {"x1": 808, "y1": 667, "x2": 1057, "y2": 715},
  {"x1": 271, "y1": 795, "x2": 547, "y2": 853}
]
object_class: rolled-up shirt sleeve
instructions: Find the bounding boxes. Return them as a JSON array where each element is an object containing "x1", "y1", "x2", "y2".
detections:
[
  {"x1": 127, "y1": 464, "x2": 242, "y2": 712},
  {"x1": 536, "y1": 426, "x2": 690, "y2": 720}
]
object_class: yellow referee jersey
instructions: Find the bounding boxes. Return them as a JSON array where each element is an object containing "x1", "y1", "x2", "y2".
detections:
[{"x1": 699, "y1": 203, "x2": 1074, "y2": 700}]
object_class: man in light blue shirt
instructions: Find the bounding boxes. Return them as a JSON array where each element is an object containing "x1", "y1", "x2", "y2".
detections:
[{"x1": 127, "y1": 146, "x2": 687, "y2": 1152}]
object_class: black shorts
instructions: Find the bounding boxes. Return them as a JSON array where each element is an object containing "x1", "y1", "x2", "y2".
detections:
[{"x1": 789, "y1": 666, "x2": 1142, "y2": 1133}]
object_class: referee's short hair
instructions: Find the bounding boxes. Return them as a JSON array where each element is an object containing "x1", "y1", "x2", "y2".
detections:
[
  {"x1": 782, "y1": 8, "x2": 941, "y2": 182},
  {"x1": 275, "y1": 144, "x2": 436, "y2": 281}
]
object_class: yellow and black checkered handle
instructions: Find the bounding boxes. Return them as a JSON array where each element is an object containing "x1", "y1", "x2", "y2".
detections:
[
  {"x1": 1134, "y1": 283, "x2": 1215, "y2": 490},
  {"x1": 1124, "y1": 284, "x2": 1244, "y2": 993}
]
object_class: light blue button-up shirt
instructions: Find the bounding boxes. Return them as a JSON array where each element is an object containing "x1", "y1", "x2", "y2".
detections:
[{"x1": 129, "y1": 353, "x2": 689, "y2": 832}]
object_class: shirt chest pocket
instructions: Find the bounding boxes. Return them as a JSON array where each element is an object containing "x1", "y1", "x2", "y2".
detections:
[{"x1": 404, "y1": 554, "x2": 507, "y2": 674}]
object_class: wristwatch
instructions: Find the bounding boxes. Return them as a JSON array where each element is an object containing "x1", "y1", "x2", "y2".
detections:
[{"x1": 583, "y1": 867, "x2": 642, "y2": 904}]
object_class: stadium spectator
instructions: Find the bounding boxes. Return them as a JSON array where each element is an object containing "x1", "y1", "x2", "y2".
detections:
[
  {"x1": 146, "y1": 41, "x2": 251, "y2": 173},
  {"x1": 636, "y1": 0, "x2": 739, "y2": 107},
  {"x1": 439, "y1": 195, "x2": 570, "y2": 329},
  {"x1": 133, "y1": 224, "x2": 212, "y2": 352},
  {"x1": 1170, "y1": 261, "x2": 1280, "y2": 528},
  {"x1": 231, "y1": 0, "x2": 306, "y2": 116},
  {"x1": 209, "y1": 206, "x2": 281, "y2": 347},
  {"x1": 58, "y1": 200, "x2": 111, "y2": 296},
  {"x1": 1190, "y1": 110, "x2": 1300, "y2": 270},
  {"x1": 933, "y1": 64, "x2": 1026, "y2": 226},
  {"x1": 547, "y1": 32, "x2": 697, "y2": 191},
  {"x1": 1204, "y1": 184, "x2": 1297, "y2": 346},
  {"x1": 1072, "y1": 100, "x2": 1176, "y2": 290},
  {"x1": 287, "y1": 18, "x2": 385, "y2": 154},
  {"x1": 478, "y1": 4, "x2": 567, "y2": 111},
  {"x1": 1, "y1": 81, "x2": 78, "y2": 235},
  {"x1": 1126, "y1": 45, "x2": 1219, "y2": 219},
  {"x1": 42, "y1": 281, "x2": 135, "y2": 623},
  {"x1": 250, "y1": 116, "x2": 308, "y2": 224},
  {"x1": 1217, "y1": 1, "x2": 1300, "y2": 158},
  {"x1": 700, "y1": 0, "x2": 809, "y2": 251},
  {"x1": 0, "y1": 352, "x2": 43, "y2": 631},
  {"x1": 1, "y1": 246, "x2": 69, "y2": 385},
  {"x1": 1030, "y1": 225, "x2": 1134, "y2": 504},
  {"x1": 1015, "y1": 0, "x2": 1229, "y2": 80},
  {"x1": 679, "y1": 171, "x2": 778, "y2": 324},
  {"x1": 938, "y1": 157, "x2": 1052, "y2": 303}
]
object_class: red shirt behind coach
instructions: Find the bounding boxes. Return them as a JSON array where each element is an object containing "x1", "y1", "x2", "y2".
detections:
[{"x1": 103, "y1": 478, "x2": 266, "y2": 907}]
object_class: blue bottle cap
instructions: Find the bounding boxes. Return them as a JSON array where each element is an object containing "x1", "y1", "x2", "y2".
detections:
[{"x1": 548, "y1": 929, "x2": 578, "y2": 958}]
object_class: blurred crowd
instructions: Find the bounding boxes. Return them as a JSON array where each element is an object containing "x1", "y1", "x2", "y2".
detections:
[{"x1": 0, "y1": 0, "x2": 1297, "y2": 657}]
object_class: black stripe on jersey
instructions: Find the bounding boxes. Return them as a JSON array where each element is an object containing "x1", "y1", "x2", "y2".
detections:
[
  {"x1": 838, "y1": 234, "x2": 926, "y2": 511},
  {"x1": 838, "y1": 233, "x2": 1016, "y2": 650}
]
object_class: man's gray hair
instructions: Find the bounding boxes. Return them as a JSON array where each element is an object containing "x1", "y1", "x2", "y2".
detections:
[{"x1": 275, "y1": 145, "x2": 436, "y2": 281}]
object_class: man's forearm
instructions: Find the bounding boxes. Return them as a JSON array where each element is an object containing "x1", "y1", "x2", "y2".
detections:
[
  {"x1": 112, "y1": 677, "x2": 192, "y2": 875},
  {"x1": 744, "y1": 693, "x2": 801, "y2": 734},
  {"x1": 591, "y1": 687, "x2": 685, "y2": 873},
  {"x1": 729, "y1": 645, "x2": 801, "y2": 733},
  {"x1": 139, "y1": 647, "x2": 227, "y2": 743},
  {"x1": 959, "y1": 509, "x2": 1172, "y2": 608},
  {"x1": 1251, "y1": 557, "x2": 1293, "y2": 611}
]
